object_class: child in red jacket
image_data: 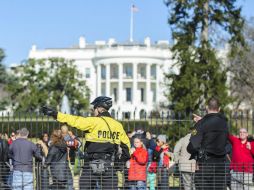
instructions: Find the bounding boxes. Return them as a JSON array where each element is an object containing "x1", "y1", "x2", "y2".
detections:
[{"x1": 128, "y1": 137, "x2": 148, "y2": 190}]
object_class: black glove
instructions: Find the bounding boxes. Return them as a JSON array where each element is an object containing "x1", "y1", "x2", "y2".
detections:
[{"x1": 41, "y1": 106, "x2": 58, "y2": 119}]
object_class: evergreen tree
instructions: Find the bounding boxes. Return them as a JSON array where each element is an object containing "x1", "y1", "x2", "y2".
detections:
[{"x1": 165, "y1": 0, "x2": 245, "y2": 113}]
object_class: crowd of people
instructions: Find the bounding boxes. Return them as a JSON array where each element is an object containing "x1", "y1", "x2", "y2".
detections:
[
  {"x1": 0, "y1": 126, "x2": 82, "y2": 190},
  {"x1": 0, "y1": 127, "x2": 174, "y2": 190},
  {"x1": 0, "y1": 96, "x2": 254, "y2": 190}
]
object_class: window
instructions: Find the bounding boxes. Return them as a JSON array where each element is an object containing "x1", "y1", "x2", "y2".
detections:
[
  {"x1": 113, "y1": 88, "x2": 117, "y2": 102},
  {"x1": 139, "y1": 65, "x2": 146, "y2": 78},
  {"x1": 151, "y1": 65, "x2": 156, "y2": 79},
  {"x1": 111, "y1": 109, "x2": 116, "y2": 118},
  {"x1": 111, "y1": 65, "x2": 118, "y2": 79},
  {"x1": 126, "y1": 88, "x2": 132, "y2": 102},
  {"x1": 152, "y1": 88, "x2": 156, "y2": 102},
  {"x1": 140, "y1": 110, "x2": 146, "y2": 119},
  {"x1": 141, "y1": 88, "x2": 144, "y2": 102},
  {"x1": 123, "y1": 112, "x2": 130, "y2": 119},
  {"x1": 85, "y1": 68, "x2": 90, "y2": 78},
  {"x1": 124, "y1": 65, "x2": 133, "y2": 78},
  {"x1": 101, "y1": 86, "x2": 106, "y2": 96},
  {"x1": 101, "y1": 66, "x2": 106, "y2": 79}
]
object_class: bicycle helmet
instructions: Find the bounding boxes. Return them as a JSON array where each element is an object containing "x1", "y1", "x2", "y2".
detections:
[{"x1": 91, "y1": 96, "x2": 112, "y2": 110}]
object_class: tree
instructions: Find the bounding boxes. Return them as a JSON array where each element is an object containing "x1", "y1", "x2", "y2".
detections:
[
  {"x1": 0, "y1": 49, "x2": 7, "y2": 84},
  {"x1": 6, "y1": 58, "x2": 90, "y2": 113},
  {"x1": 164, "y1": 0, "x2": 245, "y2": 113},
  {"x1": 229, "y1": 19, "x2": 254, "y2": 109},
  {"x1": 0, "y1": 49, "x2": 9, "y2": 110}
]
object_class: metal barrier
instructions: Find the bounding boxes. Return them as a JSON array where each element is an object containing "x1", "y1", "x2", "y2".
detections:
[
  {"x1": 1, "y1": 112, "x2": 254, "y2": 189},
  {"x1": 1, "y1": 162, "x2": 254, "y2": 190},
  {"x1": 0, "y1": 110, "x2": 253, "y2": 146}
]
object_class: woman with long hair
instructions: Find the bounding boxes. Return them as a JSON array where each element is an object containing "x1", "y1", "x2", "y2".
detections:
[
  {"x1": 36, "y1": 132, "x2": 49, "y2": 190},
  {"x1": 45, "y1": 130, "x2": 73, "y2": 190}
]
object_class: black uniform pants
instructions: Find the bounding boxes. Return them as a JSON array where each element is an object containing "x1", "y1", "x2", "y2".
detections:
[
  {"x1": 195, "y1": 157, "x2": 226, "y2": 190},
  {"x1": 79, "y1": 160, "x2": 117, "y2": 190}
]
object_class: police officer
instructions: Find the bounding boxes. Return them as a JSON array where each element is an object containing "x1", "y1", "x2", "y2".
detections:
[
  {"x1": 42, "y1": 96, "x2": 131, "y2": 190},
  {"x1": 187, "y1": 97, "x2": 229, "y2": 190}
]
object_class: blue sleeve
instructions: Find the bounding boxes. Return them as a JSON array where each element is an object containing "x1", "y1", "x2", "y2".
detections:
[{"x1": 149, "y1": 139, "x2": 157, "y2": 150}]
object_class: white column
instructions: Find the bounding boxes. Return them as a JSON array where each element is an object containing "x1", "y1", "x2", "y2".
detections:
[
  {"x1": 97, "y1": 64, "x2": 101, "y2": 96},
  {"x1": 146, "y1": 64, "x2": 151, "y2": 108},
  {"x1": 133, "y1": 62, "x2": 138, "y2": 105},
  {"x1": 106, "y1": 64, "x2": 110, "y2": 96},
  {"x1": 156, "y1": 64, "x2": 160, "y2": 103},
  {"x1": 118, "y1": 63, "x2": 123, "y2": 119},
  {"x1": 118, "y1": 63, "x2": 123, "y2": 103}
]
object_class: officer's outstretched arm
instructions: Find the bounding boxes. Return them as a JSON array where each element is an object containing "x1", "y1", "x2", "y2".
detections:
[{"x1": 57, "y1": 112, "x2": 95, "y2": 131}]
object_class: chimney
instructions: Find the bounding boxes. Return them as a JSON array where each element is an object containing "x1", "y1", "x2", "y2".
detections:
[
  {"x1": 144, "y1": 37, "x2": 151, "y2": 47},
  {"x1": 79, "y1": 36, "x2": 86, "y2": 48}
]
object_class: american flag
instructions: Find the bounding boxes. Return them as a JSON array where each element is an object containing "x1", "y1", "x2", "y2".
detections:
[{"x1": 131, "y1": 4, "x2": 139, "y2": 12}]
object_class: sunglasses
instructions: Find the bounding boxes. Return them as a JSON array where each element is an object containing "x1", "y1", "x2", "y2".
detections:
[{"x1": 156, "y1": 139, "x2": 165, "y2": 144}]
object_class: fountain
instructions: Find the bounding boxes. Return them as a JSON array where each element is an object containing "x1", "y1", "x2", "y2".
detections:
[{"x1": 61, "y1": 95, "x2": 71, "y2": 114}]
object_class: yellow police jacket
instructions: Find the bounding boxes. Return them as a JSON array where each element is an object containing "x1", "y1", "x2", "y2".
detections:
[{"x1": 57, "y1": 112, "x2": 130, "y2": 150}]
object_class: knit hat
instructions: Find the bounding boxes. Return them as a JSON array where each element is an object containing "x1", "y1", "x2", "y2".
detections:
[{"x1": 157, "y1": 134, "x2": 167, "y2": 143}]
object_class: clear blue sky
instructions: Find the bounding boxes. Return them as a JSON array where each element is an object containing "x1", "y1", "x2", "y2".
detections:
[{"x1": 0, "y1": 0, "x2": 253, "y2": 66}]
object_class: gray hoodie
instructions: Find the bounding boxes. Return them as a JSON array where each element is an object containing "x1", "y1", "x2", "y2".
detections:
[{"x1": 174, "y1": 133, "x2": 196, "y2": 173}]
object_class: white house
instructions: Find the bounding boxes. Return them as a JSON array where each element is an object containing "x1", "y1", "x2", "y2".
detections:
[{"x1": 29, "y1": 37, "x2": 173, "y2": 119}]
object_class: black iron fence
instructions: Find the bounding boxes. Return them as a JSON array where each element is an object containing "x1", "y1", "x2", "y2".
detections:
[
  {"x1": 1, "y1": 111, "x2": 254, "y2": 189},
  {"x1": 0, "y1": 110, "x2": 254, "y2": 146}
]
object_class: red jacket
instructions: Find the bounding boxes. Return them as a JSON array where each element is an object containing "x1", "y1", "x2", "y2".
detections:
[
  {"x1": 228, "y1": 134, "x2": 254, "y2": 173},
  {"x1": 128, "y1": 147, "x2": 148, "y2": 181}
]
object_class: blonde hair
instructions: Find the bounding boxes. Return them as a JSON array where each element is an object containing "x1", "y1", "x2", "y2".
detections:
[
  {"x1": 61, "y1": 125, "x2": 69, "y2": 135},
  {"x1": 134, "y1": 137, "x2": 145, "y2": 149}
]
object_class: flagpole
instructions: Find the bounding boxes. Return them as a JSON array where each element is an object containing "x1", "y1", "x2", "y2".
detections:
[{"x1": 130, "y1": 5, "x2": 133, "y2": 42}]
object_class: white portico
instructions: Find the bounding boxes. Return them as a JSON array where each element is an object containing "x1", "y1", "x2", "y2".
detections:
[
  {"x1": 94, "y1": 52, "x2": 165, "y2": 119},
  {"x1": 29, "y1": 37, "x2": 172, "y2": 119}
]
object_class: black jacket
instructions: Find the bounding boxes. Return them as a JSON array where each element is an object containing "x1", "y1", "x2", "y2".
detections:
[
  {"x1": 0, "y1": 139, "x2": 8, "y2": 162},
  {"x1": 187, "y1": 113, "x2": 229, "y2": 159},
  {"x1": 45, "y1": 141, "x2": 72, "y2": 182},
  {"x1": 0, "y1": 139, "x2": 9, "y2": 184}
]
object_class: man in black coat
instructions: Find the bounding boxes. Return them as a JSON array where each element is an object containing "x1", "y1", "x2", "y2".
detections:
[
  {"x1": 187, "y1": 97, "x2": 229, "y2": 190},
  {"x1": 0, "y1": 133, "x2": 10, "y2": 188}
]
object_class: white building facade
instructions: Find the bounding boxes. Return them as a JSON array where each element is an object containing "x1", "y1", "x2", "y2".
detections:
[{"x1": 29, "y1": 37, "x2": 172, "y2": 119}]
